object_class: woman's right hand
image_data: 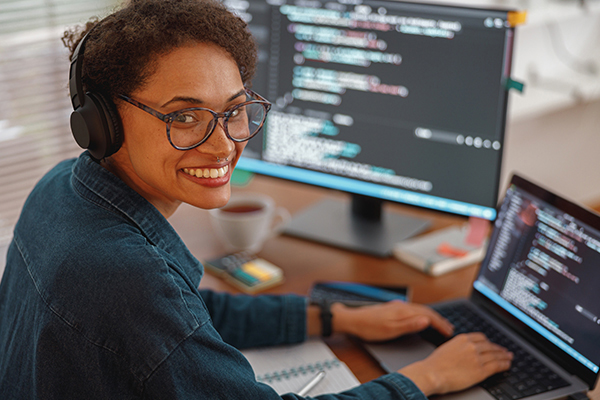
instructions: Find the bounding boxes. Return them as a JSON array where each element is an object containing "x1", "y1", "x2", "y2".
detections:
[{"x1": 398, "y1": 332, "x2": 513, "y2": 396}]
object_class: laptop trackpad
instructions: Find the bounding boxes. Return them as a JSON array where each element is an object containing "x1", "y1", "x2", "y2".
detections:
[
  {"x1": 363, "y1": 334, "x2": 436, "y2": 371},
  {"x1": 432, "y1": 387, "x2": 493, "y2": 400},
  {"x1": 364, "y1": 335, "x2": 493, "y2": 400}
]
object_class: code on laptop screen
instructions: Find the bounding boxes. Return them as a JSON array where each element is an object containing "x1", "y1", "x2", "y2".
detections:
[{"x1": 476, "y1": 183, "x2": 600, "y2": 373}]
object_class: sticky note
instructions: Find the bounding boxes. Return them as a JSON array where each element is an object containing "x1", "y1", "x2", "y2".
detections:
[
  {"x1": 437, "y1": 242, "x2": 469, "y2": 257},
  {"x1": 465, "y1": 217, "x2": 490, "y2": 247},
  {"x1": 507, "y1": 11, "x2": 527, "y2": 27}
]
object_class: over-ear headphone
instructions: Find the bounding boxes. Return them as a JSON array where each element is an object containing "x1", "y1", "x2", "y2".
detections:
[{"x1": 68, "y1": 30, "x2": 123, "y2": 160}]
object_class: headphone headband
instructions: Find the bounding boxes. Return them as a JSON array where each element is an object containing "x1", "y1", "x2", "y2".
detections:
[{"x1": 69, "y1": 34, "x2": 88, "y2": 110}]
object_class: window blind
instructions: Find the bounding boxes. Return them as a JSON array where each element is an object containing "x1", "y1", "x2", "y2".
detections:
[{"x1": 0, "y1": 0, "x2": 118, "y2": 244}]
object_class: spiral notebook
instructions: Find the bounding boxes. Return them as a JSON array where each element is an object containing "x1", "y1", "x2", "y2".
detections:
[{"x1": 241, "y1": 339, "x2": 360, "y2": 396}]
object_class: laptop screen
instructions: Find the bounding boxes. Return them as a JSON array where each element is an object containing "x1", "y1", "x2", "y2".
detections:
[{"x1": 474, "y1": 175, "x2": 600, "y2": 374}]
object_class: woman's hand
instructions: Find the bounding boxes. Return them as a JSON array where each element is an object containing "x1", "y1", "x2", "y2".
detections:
[
  {"x1": 399, "y1": 332, "x2": 513, "y2": 396},
  {"x1": 331, "y1": 300, "x2": 454, "y2": 341}
]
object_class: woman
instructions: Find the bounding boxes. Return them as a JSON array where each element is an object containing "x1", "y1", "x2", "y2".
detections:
[{"x1": 0, "y1": 0, "x2": 512, "y2": 398}]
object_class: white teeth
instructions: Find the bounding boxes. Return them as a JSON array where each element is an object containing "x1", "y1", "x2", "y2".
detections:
[{"x1": 184, "y1": 165, "x2": 229, "y2": 179}]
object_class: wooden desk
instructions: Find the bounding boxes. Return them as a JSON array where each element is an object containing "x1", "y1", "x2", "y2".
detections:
[{"x1": 169, "y1": 175, "x2": 600, "y2": 398}]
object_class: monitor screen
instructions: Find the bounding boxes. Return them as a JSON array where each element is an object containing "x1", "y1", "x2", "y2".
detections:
[{"x1": 228, "y1": 0, "x2": 517, "y2": 256}]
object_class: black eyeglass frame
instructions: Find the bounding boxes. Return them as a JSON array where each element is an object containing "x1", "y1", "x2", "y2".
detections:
[{"x1": 118, "y1": 89, "x2": 271, "y2": 150}]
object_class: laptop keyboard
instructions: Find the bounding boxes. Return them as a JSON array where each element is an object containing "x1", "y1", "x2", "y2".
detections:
[{"x1": 419, "y1": 303, "x2": 569, "y2": 400}]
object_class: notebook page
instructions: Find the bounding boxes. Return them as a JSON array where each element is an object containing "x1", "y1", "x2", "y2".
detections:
[{"x1": 241, "y1": 338, "x2": 360, "y2": 396}]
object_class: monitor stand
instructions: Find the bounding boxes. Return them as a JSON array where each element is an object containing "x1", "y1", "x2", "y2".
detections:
[{"x1": 283, "y1": 194, "x2": 431, "y2": 257}]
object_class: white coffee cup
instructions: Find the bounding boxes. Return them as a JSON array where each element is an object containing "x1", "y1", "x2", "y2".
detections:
[{"x1": 208, "y1": 193, "x2": 291, "y2": 253}]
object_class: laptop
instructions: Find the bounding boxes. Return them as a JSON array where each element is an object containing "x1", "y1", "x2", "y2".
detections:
[{"x1": 364, "y1": 174, "x2": 600, "y2": 400}]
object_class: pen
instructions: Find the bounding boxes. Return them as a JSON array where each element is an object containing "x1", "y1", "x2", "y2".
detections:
[{"x1": 297, "y1": 370, "x2": 326, "y2": 396}]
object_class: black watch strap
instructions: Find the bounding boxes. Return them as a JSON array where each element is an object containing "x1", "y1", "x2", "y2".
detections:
[{"x1": 320, "y1": 302, "x2": 333, "y2": 337}]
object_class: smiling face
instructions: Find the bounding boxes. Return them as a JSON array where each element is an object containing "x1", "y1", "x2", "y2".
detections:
[{"x1": 105, "y1": 42, "x2": 248, "y2": 217}]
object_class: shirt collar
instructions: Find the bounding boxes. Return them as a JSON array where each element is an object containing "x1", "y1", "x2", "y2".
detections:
[{"x1": 70, "y1": 151, "x2": 203, "y2": 284}]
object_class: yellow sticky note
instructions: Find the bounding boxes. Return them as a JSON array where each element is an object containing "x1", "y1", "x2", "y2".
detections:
[
  {"x1": 242, "y1": 262, "x2": 272, "y2": 282},
  {"x1": 507, "y1": 11, "x2": 527, "y2": 27}
]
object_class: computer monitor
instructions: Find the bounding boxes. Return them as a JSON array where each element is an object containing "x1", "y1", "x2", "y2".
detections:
[{"x1": 230, "y1": 0, "x2": 518, "y2": 256}]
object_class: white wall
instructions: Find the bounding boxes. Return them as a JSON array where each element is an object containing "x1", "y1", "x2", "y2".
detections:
[
  {"x1": 502, "y1": 98, "x2": 600, "y2": 205},
  {"x1": 500, "y1": 0, "x2": 600, "y2": 205},
  {"x1": 507, "y1": 0, "x2": 600, "y2": 120}
]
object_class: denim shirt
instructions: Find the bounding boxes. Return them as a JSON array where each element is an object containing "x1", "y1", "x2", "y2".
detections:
[{"x1": 0, "y1": 151, "x2": 426, "y2": 400}]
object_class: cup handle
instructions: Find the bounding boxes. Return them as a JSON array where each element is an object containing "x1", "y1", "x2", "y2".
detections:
[{"x1": 268, "y1": 207, "x2": 292, "y2": 238}]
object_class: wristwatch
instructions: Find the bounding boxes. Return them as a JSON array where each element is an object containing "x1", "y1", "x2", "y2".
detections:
[{"x1": 319, "y1": 301, "x2": 333, "y2": 337}]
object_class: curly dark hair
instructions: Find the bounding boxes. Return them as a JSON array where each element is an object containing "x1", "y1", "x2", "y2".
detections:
[{"x1": 62, "y1": 0, "x2": 257, "y2": 101}]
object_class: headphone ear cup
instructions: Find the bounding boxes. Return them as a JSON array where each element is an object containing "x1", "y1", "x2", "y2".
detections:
[
  {"x1": 92, "y1": 92, "x2": 123, "y2": 157},
  {"x1": 70, "y1": 92, "x2": 123, "y2": 160}
]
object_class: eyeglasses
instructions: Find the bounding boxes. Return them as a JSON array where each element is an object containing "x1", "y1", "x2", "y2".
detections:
[{"x1": 118, "y1": 89, "x2": 271, "y2": 150}]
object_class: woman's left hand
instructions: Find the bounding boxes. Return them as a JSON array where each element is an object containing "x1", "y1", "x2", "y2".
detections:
[{"x1": 331, "y1": 300, "x2": 454, "y2": 342}]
